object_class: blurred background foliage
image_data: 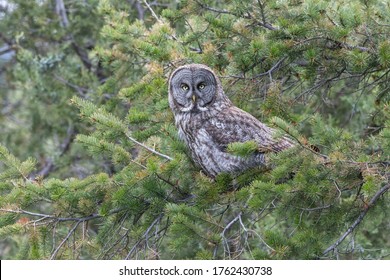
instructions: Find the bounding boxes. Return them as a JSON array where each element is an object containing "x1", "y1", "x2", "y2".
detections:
[{"x1": 0, "y1": 0, "x2": 389, "y2": 259}]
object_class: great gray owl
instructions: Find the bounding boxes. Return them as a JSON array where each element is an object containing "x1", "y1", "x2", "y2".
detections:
[{"x1": 168, "y1": 63, "x2": 294, "y2": 178}]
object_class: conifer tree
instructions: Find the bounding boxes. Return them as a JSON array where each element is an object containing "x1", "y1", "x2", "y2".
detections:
[{"x1": 0, "y1": 0, "x2": 389, "y2": 259}]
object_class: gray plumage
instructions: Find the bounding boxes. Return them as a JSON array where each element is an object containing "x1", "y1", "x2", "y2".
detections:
[{"x1": 168, "y1": 63, "x2": 293, "y2": 178}]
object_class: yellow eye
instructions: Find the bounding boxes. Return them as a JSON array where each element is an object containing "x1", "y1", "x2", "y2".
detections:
[
  {"x1": 198, "y1": 83, "x2": 205, "y2": 90},
  {"x1": 181, "y1": 84, "x2": 189, "y2": 91}
]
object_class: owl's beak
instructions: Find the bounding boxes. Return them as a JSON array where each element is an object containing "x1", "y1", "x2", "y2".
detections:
[{"x1": 192, "y1": 94, "x2": 197, "y2": 103}]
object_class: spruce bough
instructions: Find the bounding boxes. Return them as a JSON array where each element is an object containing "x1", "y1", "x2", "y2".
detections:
[{"x1": 0, "y1": 0, "x2": 389, "y2": 260}]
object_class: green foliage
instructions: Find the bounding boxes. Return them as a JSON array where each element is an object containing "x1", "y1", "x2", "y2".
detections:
[
  {"x1": 227, "y1": 141, "x2": 259, "y2": 157},
  {"x1": 0, "y1": 144, "x2": 36, "y2": 180},
  {"x1": 0, "y1": 0, "x2": 389, "y2": 260}
]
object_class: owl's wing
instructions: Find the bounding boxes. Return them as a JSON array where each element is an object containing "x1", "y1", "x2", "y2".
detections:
[{"x1": 203, "y1": 106, "x2": 294, "y2": 153}]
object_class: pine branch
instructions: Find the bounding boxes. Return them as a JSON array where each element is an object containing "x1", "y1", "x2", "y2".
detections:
[
  {"x1": 0, "y1": 145, "x2": 35, "y2": 181},
  {"x1": 0, "y1": 208, "x2": 103, "y2": 258},
  {"x1": 0, "y1": 208, "x2": 124, "y2": 226},
  {"x1": 141, "y1": 0, "x2": 201, "y2": 53},
  {"x1": 294, "y1": 36, "x2": 373, "y2": 54},
  {"x1": 252, "y1": 56, "x2": 287, "y2": 80},
  {"x1": 327, "y1": 38, "x2": 373, "y2": 54},
  {"x1": 142, "y1": 0, "x2": 161, "y2": 24},
  {"x1": 224, "y1": 57, "x2": 287, "y2": 80},
  {"x1": 0, "y1": 207, "x2": 126, "y2": 258},
  {"x1": 322, "y1": 183, "x2": 390, "y2": 256},
  {"x1": 194, "y1": 0, "x2": 278, "y2": 31},
  {"x1": 271, "y1": 117, "x2": 329, "y2": 159}
]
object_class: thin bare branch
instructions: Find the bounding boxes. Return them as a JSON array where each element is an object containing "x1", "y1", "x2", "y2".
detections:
[
  {"x1": 222, "y1": 56, "x2": 287, "y2": 80},
  {"x1": 125, "y1": 214, "x2": 163, "y2": 259},
  {"x1": 142, "y1": 0, "x2": 162, "y2": 24},
  {"x1": 54, "y1": 0, "x2": 105, "y2": 81},
  {"x1": 0, "y1": 47, "x2": 14, "y2": 56},
  {"x1": 297, "y1": 204, "x2": 332, "y2": 211},
  {"x1": 0, "y1": 208, "x2": 124, "y2": 223},
  {"x1": 141, "y1": 0, "x2": 204, "y2": 53},
  {"x1": 29, "y1": 125, "x2": 75, "y2": 179},
  {"x1": 257, "y1": 0, "x2": 267, "y2": 24},
  {"x1": 322, "y1": 183, "x2": 390, "y2": 256},
  {"x1": 50, "y1": 220, "x2": 81, "y2": 259},
  {"x1": 194, "y1": 0, "x2": 278, "y2": 31},
  {"x1": 253, "y1": 56, "x2": 287, "y2": 80},
  {"x1": 125, "y1": 131, "x2": 173, "y2": 161},
  {"x1": 53, "y1": 74, "x2": 88, "y2": 95},
  {"x1": 55, "y1": 0, "x2": 69, "y2": 28},
  {"x1": 221, "y1": 212, "x2": 242, "y2": 258},
  {"x1": 222, "y1": 213, "x2": 242, "y2": 238}
]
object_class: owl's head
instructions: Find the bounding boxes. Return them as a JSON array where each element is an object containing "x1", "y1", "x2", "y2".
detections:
[{"x1": 168, "y1": 64, "x2": 231, "y2": 113}]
